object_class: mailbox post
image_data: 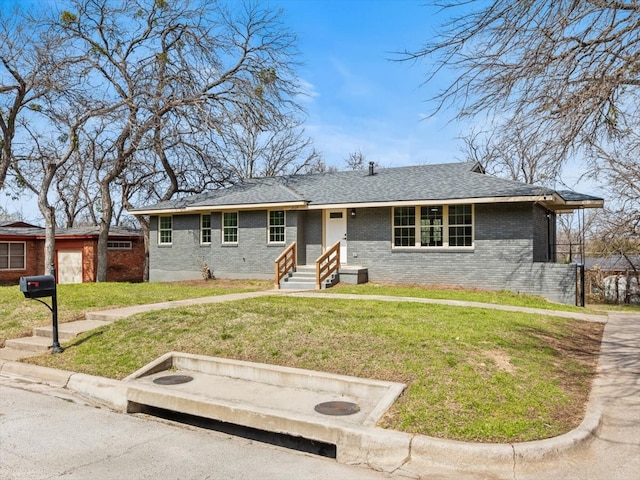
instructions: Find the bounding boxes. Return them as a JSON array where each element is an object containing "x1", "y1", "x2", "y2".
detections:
[{"x1": 19, "y1": 265, "x2": 63, "y2": 353}]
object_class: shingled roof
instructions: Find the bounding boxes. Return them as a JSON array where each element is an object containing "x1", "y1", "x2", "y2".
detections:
[{"x1": 130, "y1": 161, "x2": 603, "y2": 214}]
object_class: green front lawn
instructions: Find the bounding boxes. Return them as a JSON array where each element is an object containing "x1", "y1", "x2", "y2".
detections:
[
  {"x1": 22, "y1": 293, "x2": 603, "y2": 443},
  {"x1": 0, "y1": 279, "x2": 271, "y2": 347}
]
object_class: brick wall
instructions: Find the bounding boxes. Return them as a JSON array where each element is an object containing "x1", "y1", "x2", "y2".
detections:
[
  {"x1": 0, "y1": 239, "x2": 45, "y2": 285},
  {"x1": 346, "y1": 203, "x2": 576, "y2": 304},
  {"x1": 149, "y1": 211, "x2": 299, "y2": 282},
  {"x1": 106, "y1": 238, "x2": 145, "y2": 282}
]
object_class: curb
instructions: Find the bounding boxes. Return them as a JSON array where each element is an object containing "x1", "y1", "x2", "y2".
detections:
[
  {"x1": 0, "y1": 359, "x2": 604, "y2": 477},
  {"x1": 405, "y1": 400, "x2": 602, "y2": 475}
]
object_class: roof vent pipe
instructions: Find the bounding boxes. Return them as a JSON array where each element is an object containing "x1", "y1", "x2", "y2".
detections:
[{"x1": 369, "y1": 161, "x2": 375, "y2": 176}]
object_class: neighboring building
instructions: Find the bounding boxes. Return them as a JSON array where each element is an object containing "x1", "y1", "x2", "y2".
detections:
[
  {"x1": 0, "y1": 224, "x2": 144, "y2": 285},
  {"x1": 131, "y1": 161, "x2": 603, "y2": 304},
  {"x1": 584, "y1": 255, "x2": 640, "y2": 304}
]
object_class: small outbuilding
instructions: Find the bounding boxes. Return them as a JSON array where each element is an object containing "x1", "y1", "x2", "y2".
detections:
[{"x1": 0, "y1": 223, "x2": 144, "y2": 285}]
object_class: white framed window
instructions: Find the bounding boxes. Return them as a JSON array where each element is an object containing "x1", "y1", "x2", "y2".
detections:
[
  {"x1": 200, "y1": 214, "x2": 212, "y2": 244},
  {"x1": 222, "y1": 212, "x2": 238, "y2": 244},
  {"x1": 393, "y1": 205, "x2": 473, "y2": 248},
  {"x1": 448, "y1": 204, "x2": 473, "y2": 247},
  {"x1": 107, "y1": 241, "x2": 132, "y2": 250},
  {"x1": 158, "y1": 216, "x2": 172, "y2": 245},
  {"x1": 268, "y1": 210, "x2": 285, "y2": 244},
  {"x1": 0, "y1": 242, "x2": 26, "y2": 270}
]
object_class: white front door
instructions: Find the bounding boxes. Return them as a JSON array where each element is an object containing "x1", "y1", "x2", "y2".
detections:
[
  {"x1": 58, "y1": 250, "x2": 83, "y2": 284},
  {"x1": 325, "y1": 209, "x2": 347, "y2": 264}
]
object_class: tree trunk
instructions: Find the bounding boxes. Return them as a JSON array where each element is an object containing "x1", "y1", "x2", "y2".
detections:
[
  {"x1": 95, "y1": 183, "x2": 113, "y2": 282},
  {"x1": 37, "y1": 167, "x2": 57, "y2": 276},
  {"x1": 136, "y1": 215, "x2": 150, "y2": 282}
]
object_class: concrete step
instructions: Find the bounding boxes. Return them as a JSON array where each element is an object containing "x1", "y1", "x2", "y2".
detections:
[
  {"x1": 289, "y1": 271, "x2": 316, "y2": 278},
  {"x1": 33, "y1": 320, "x2": 110, "y2": 340},
  {"x1": 0, "y1": 347, "x2": 40, "y2": 361},
  {"x1": 5, "y1": 335, "x2": 54, "y2": 353},
  {"x1": 295, "y1": 265, "x2": 316, "y2": 273},
  {"x1": 281, "y1": 276, "x2": 338, "y2": 290},
  {"x1": 280, "y1": 280, "x2": 317, "y2": 290}
]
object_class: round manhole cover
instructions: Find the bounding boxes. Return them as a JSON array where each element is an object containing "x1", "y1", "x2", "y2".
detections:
[
  {"x1": 314, "y1": 401, "x2": 360, "y2": 416},
  {"x1": 153, "y1": 374, "x2": 194, "y2": 385}
]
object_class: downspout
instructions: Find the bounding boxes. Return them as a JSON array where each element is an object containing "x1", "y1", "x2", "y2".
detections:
[{"x1": 547, "y1": 211, "x2": 552, "y2": 262}]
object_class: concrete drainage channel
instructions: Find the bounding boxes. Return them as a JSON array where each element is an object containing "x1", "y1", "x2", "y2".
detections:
[
  {"x1": 122, "y1": 352, "x2": 407, "y2": 466},
  {"x1": 130, "y1": 403, "x2": 338, "y2": 458}
]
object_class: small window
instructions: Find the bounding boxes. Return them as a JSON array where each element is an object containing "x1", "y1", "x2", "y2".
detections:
[
  {"x1": 107, "y1": 241, "x2": 132, "y2": 250},
  {"x1": 393, "y1": 207, "x2": 415, "y2": 247},
  {"x1": 448, "y1": 205, "x2": 473, "y2": 247},
  {"x1": 268, "y1": 210, "x2": 285, "y2": 244},
  {"x1": 329, "y1": 212, "x2": 343, "y2": 219},
  {"x1": 222, "y1": 212, "x2": 238, "y2": 244},
  {"x1": 201, "y1": 214, "x2": 212, "y2": 244},
  {"x1": 159, "y1": 216, "x2": 172, "y2": 245},
  {"x1": 0, "y1": 242, "x2": 26, "y2": 270}
]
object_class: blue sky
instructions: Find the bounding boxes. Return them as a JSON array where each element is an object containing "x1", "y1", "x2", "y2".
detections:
[
  {"x1": 273, "y1": 0, "x2": 461, "y2": 169},
  {"x1": 1, "y1": 0, "x2": 598, "y2": 221},
  {"x1": 272, "y1": 0, "x2": 594, "y2": 196}
]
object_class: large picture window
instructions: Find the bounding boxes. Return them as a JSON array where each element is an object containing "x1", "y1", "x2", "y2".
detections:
[
  {"x1": 201, "y1": 214, "x2": 212, "y2": 244},
  {"x1": 222, "y1": 212, "x2": 238, "y2": 244},
  {"x1": 159, "y1": 216, "x2": 172, "y2": 245},
  {"x1": 0, "y1": 242, "x2": 26, "y2": 270},
  {"x1": 268, "y1": 210, "x2": 285, "y2": 244},
  {"x1": 393, "y1": 205, "x2": 473, "y2": 248}
]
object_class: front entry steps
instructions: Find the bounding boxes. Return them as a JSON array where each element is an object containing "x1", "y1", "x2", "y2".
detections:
[
  {"x1": 279, "y1": 265, "x2": 369, "y2": 290},
  {"x1": 279, "y1": 265, "x2": 338, "y2": 290}
]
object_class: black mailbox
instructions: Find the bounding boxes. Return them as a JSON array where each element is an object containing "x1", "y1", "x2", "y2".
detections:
[{"x1": 19, "y1": 275, "x2": 56, "y2": 299}]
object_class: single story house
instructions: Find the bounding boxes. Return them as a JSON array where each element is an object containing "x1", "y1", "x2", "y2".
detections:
[
  {"x1": 0, "y1": 223, "x2": 144, "y2": 285},
  {"x1": 131, "y1": 161, "x2": 603, "y2": 304}
]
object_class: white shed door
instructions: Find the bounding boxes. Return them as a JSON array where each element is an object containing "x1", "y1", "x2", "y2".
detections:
[{"x1": 58, "y1": 250, "x2": 83, "y2": 284}]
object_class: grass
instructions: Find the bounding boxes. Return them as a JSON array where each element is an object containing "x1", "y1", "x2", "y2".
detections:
[
  {"x1": 0, "y1": 279, "x2": 271, "y2": 347},
  {"x1": 329, "y1": 282, "x2": 604, "y2": 313},
  {"x1": 20, "y1": 292, "x2": 604, "y2": 443}
]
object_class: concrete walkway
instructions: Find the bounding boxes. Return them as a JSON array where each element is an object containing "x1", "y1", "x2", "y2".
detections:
[{"x1": 1, "y1": 290, "x2": 638, "y2": 479}]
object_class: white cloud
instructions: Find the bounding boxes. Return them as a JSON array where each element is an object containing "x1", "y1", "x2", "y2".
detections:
[{"x1": 295, "y1": 78, "x2": 319, "y2": 103}]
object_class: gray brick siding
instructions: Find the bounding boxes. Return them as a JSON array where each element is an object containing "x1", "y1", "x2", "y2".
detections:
[
  {"x1": 149, "y1": 211, "x2": 298, "y2": 281},
  {"x1": 533, "y1": 204, "x2": 554, "y2": 262},
  {"x1": 149, "y1": 214, "x2": 212, "y2": 281},
  {"x1": 302, "y1": 210, "x2": 323, "y2": 262},
  {"x1": 346, "y1": 203, "x2": 576, "y2": 304}
]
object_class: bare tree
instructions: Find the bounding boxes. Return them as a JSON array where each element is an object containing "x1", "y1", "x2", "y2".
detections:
[
  {"x1": 0, "y1": 9, "x2": 54, "y2": 191},
  {"x1": 45, "y1": 0, "x2": 304, "y2": 281},
  {"x1": 344, "y1": 150, "x2": 366, "y2": 171},
  {"x1": 587, "y1": 128, "x2": 640, "y2": 238},
  {"x1": 461, "y1": 126, "x2": 563, "y2": 185},
  {"x1": 406, "y1": 1, "x2": 640, "y2": 248},
  {"x1": 11, "y1": 112, "x2": 87, "y2": 271},
  {"x1": 407, "y1": 1, "x2": 640, "y2": 152},
  {"x1": 214, "y1": 108, "x2": 322, "y2": 181}
]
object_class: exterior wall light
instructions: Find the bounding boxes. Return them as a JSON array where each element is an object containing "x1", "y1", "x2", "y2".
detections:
[{"x1": 351, "y1": 208, "x2": 356, "y2": 218}]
